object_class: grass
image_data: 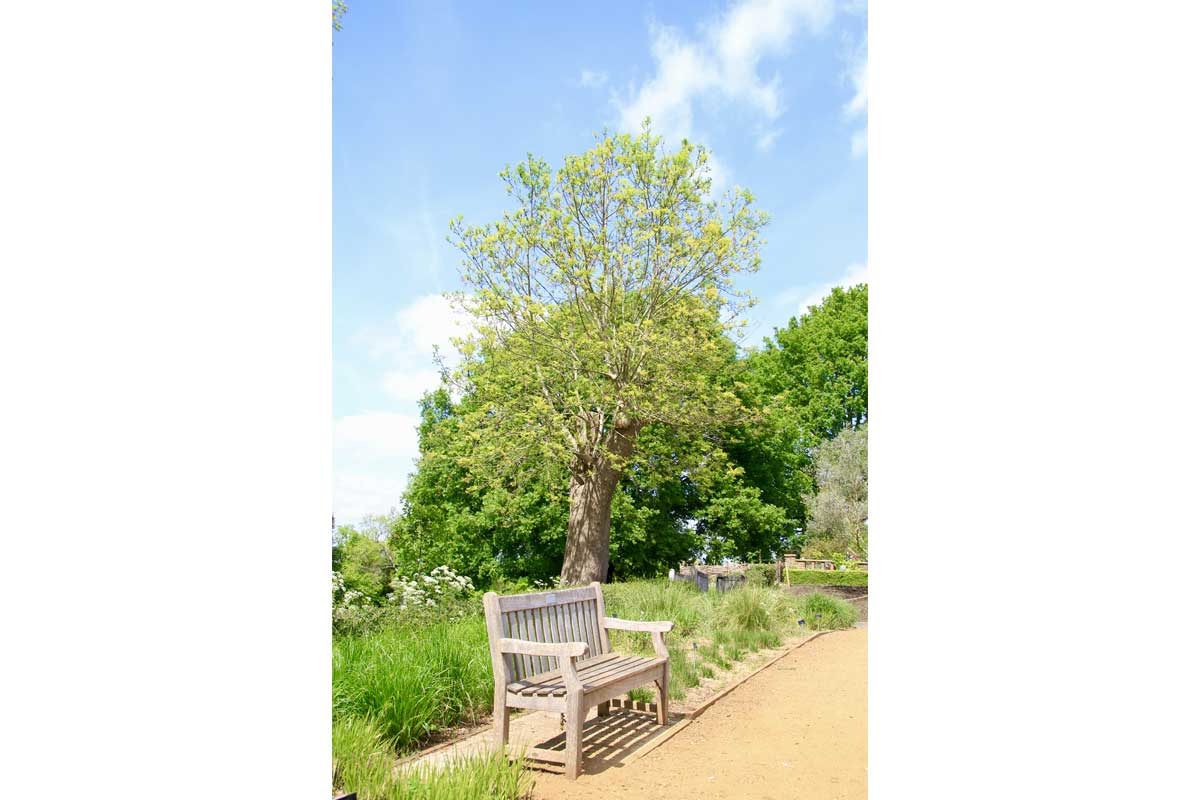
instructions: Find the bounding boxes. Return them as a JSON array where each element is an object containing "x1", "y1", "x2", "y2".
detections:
[
  {"x1": 786, "y1": 569, "x2": 868, "y2": 586},
  {"x1": 603, "y1": 578, "x2": 712, "y2": 637},
  {"x1": 798, "y1": 592, "x2": 859, "y2": 630},
  {"x1": 333, "y1": 616, "x2": 493, "y2": 753},
  {"x1": 601, "y1": 580, "x2": 831, "y2": 701},
  {"x1": 332, "y1": 579, "x2": 858, "y2": 797},
  {"x1": 333, "y1": 715, "x2": 534, "y2": 800}
]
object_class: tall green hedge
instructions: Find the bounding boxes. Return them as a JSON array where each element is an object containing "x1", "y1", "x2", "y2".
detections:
[{"x1": 786, "y1": 569, "x2": 868, "y2": 587}]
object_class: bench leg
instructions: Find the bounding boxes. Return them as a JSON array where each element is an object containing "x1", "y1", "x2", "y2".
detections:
[
  {"x1": 493, "y1": 688, "x2": 510, "y2": 751},
  {"x1": 596, "y1": 699, "x2": 610, "y2": 717},
  {"x1": 565, "y1": 691, "x2": 585, "y2": 780},
  {"x1": 655, "y1": 664, "x2": 669, "y2": 726}
]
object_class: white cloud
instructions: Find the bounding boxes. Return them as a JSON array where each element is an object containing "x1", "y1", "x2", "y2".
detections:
[
  {"x1": 365, "y1": 293, "x2": 471, "y2": 383},
  {"x1": 334, "y1": 293, "x2": 473, "y2": 526},
  {"x1": 579, "y1": 69, "x2": 608, "y2": 88},
  {"x1": 614, "y1": 0, "x2": 835, "y2": 153},
  {"x1": 843, "y1": 45, "x2": 867, "y2": 157},
  {"x1": 333, "y1": 412, "x2": 420, "y2": 526}
]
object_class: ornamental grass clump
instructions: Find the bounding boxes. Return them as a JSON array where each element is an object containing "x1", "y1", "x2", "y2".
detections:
[
  {"x1": 799, "y1": 592, "x2": 858, "y2": 630},
  {"x1": 603, "y1": 578, "x2": 710, "y2": 638},
  {"x1": 715, "y1": 585, "x2": 786, "y2": 631},
  {"x1": 333, "y1": 616, "x2": 492, "y2": 752}
]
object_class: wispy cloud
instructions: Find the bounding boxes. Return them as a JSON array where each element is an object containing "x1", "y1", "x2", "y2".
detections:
[
  {"x1": 380, "y1": 182, "x2": 444, "y2": 276},
  {"x1": 613, "y1": 0, "x2": 836, "y2": 157},
  {"x1": 364, "y1": 293, "x2": 470, "y2": 384},
  {"x1": 756, "y1": 128, "x2": 782, "y2": 152},
  {"x1": 578, "y1": 69, "x2": 608, "y2": 88},
  {"x1": 790, "y1": 261, "x2": 868, "y2": 317},
  {"x1": 843, "y1": 42, "x2": 867, "y2": 157}
]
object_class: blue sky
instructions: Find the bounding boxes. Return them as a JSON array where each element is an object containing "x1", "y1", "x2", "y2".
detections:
[{"x1": 333, "y1": 0, "x2": 867, "y2": 525}]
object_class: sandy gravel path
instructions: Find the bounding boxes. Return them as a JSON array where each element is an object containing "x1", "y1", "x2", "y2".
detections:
[{"x1": 531, "y1": 627, "x2": 866, "y2": 800}]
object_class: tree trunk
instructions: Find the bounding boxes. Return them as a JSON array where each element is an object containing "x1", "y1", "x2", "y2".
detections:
[
  {"x1": 560, "y1": 422, "x2": 638, "y2": 584},
  {"x1": 560, "y1": 463, "x2": 620, "y2": 585}
]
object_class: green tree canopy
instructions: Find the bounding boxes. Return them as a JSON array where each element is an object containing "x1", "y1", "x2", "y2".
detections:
[
  {"x1": 754, "y1": 284, "x2": 867, "y2": 442},
  {"x1": 802, "y1": 425, "x2": 868, "y2": 558},
  {"x1": 332, "y1": 520, "x2": 394, "y2": 601},
  {"x1": 446, "y1": 126, "x2": 767, "y2": 583}
]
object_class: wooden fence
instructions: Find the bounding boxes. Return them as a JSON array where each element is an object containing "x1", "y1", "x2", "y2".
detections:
[{"x1": 782, "y1": 554, "x2": 868, "y2": 572}]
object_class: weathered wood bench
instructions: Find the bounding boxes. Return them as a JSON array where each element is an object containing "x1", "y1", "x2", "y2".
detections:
[{"x1": 483, "y1": 581, "x2": 673, "y2": 780}]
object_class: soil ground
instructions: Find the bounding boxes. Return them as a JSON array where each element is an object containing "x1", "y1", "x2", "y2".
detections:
[{"x1": 530, "y1": 627, "x2": 867, "y2": 800}]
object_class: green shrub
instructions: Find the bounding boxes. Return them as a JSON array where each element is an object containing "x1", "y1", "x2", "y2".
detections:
[
  {"x1": 786, "y1": 569, "x2": 868, "y2": 586},
  {"x1": 799, "y1": 592, "x2": 858, "y2": 630},
  {"x1": 744, "y1": 563, "x2": 777, "y2": 587}
]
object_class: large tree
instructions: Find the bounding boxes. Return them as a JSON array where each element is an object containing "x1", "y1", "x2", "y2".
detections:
[
  {"x1": 447, "y1": 127, "x2": 767, "y2": 583},
  {"x1": 392, "y1": 386, "x2": 708, "y2": 585}
]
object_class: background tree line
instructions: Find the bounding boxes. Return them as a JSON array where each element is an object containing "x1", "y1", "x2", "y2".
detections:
[{"x1": 334, "y1": 283, "x2": 867, "y2": 597}]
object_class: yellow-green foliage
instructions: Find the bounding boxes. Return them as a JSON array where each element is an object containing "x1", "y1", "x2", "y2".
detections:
[{"x1": 445, "y1": 127, "x2": 768, "y2": 493}]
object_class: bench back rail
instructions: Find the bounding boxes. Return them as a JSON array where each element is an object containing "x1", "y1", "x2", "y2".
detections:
[{"x1": 486, "y1": 583, "x2": 610, "y2": 682}]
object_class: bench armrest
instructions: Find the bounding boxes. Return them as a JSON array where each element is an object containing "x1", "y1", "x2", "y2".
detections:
[
  {"x1": 602, "y1": 617, "x2": 674, "y2": 633},
  {"x1": 498, "y1": 638, "x2": 588, "y2": 691},
  {"x1": 602, "y1": 617, "x2": 672, "y2": 658},
  {"x1": 498, "y1": 638, "x2": 589, "y2": 659}
]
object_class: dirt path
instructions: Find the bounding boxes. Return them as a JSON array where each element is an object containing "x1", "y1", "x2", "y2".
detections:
[{"x1": 531, "y1": 628, "x2": 866, "y2": 800}]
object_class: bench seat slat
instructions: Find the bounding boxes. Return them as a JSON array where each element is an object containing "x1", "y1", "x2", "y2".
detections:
[
  {"x1": 506, "y1": 653, "x2": 666, "y2": 697},
  {"x1": 526, "y1": 656, "x2": 642, "y2": 697},
  {"x1": 505, "y1": 653, "x2": 622, "y2": 692}
]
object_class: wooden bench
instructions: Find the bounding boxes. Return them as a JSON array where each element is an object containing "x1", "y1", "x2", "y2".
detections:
[{"x1": 483, "y1": 581, "x2": 673, "y2": 780}]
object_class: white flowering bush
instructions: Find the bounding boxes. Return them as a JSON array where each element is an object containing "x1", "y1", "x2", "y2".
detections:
[
  {"x1": 531, "y1": 576, "x2": 566, "y2": 590},
  {"x1": 333, "y1": 566, "x2": 479, "y2": 635},
  {"x1": 388, "y1": 565, "x2": 475, "y2": 610},
  {"x1": 333, "y1": 570, "x2": 387, "y2": 635}
]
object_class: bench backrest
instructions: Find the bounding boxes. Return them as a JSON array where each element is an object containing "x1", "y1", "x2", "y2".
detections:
[{"x1": 482, "y1": 582, "x2": 610, "y2": 683}]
